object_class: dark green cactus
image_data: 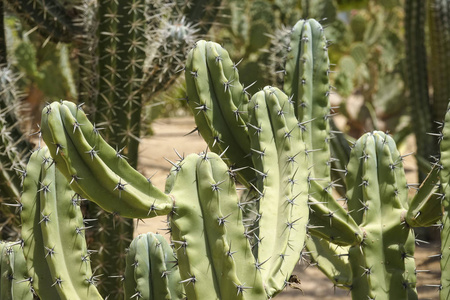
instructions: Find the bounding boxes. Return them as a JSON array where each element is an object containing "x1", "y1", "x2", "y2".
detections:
[{"x1": 405, "y1": 0, "x2": 434, "y2": 179}]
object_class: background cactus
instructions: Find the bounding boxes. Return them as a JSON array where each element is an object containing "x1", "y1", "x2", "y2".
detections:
[
  {"x1": 404, "y1": 0, "x2": 450, "y2": 180},
  {"x1": 0, "y1": 65, "x2": 32, "y2": 241}
]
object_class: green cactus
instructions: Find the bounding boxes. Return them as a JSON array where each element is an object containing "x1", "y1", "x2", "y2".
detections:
[
  {"x1": 305, "y1": 235, "x2": 352, "y2": 288},
  {"x1": 124, "y1": 232, "x2": 184, "y2": 299},
  {"x1": 405, "y1": 0, "x2": 434, "y2": 179},
  {"x1": 437, "y1": 104, "x2": 450, "y2": 299},
  {"x1": 167, "y1": 152, "x2": 267, "y2": 299},
  {"x1": 346, "y1": 132, "x2": 417, "y2": 299},
  {"x1": 20, "y1": 146, "x2": 102, "y2": 299},
  {"x1": 39, "y1": 101, "x2": 173, "y2": 219},
  {"x1": 0, "y1": 240, "x2": 34, "y2": 299}
]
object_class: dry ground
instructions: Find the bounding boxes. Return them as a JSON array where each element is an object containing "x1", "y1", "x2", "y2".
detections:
[{"x1": 135, "y1": 117, "x2": 441, "y2": 299}]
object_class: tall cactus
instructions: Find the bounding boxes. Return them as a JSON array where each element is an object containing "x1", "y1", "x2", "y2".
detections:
[{"x1": 0, "y1": 241, "x2": 34, "y2": 299}]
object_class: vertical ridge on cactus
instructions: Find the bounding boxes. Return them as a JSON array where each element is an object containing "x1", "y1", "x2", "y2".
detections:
[
  {"x1": 167, "y1": 152, "x2": 267, "y2": 299},
  {"x1": 346, "y1": 132, "x2": 417, "y2": 299}
]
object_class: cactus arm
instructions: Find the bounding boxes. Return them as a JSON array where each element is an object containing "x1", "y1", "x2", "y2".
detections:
[
  {"x1": 110, "y1": 0, "x2": 146, "y2": 168},
  {"x1": 283, "y1": 19, "x2": 331, "y2": 182},
  {"x1": 406, "y1": 166, "x2": 442, "y2": 227},
  {"x1": 347, "y1": 132, "x2": 417, "y2": 300},
  {"x1": 308, "y1": 180, "x2": 363, "y2": 247},
  {"x1": 124, "y1": 233, "x2": 184, "y2": 299},
  {"x1": 329, "y1": 119, "x2": 352, "y2": 197},
  {"x1": 37, "y1": 147, "x2": 102, "y2": 299},
  {"x1": 247, "y1": 86, "x2": 309, "y2": 297},
  {"x1": 20, "y1": 148, "x2": 60, "y2": 299},
  {"x1": 40, "y1": 101, "x2": 173, "y2": 218},
  {"x1": 305, "y1": 235, "x2": 352, "y2": 288},
  {"x1": 0, "y1": 241, "x2": 34, "y2": 299},
  {"x1": 185, "y1": 40, "x2": 255, "y2": 186},
  {"x1": 167, "y1": 153, "x2": 266, "y2": 299}
]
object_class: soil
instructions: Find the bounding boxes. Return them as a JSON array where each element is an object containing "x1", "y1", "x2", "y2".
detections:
[{"x1": 135, "y1": 116, "x2": 442, "y2": 299}]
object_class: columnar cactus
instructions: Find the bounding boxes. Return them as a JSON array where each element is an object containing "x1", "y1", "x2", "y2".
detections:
[
  {"x1": 346, "y1": 131, "x2": 417, "y2": 299},
  {"x1": 437, "y1": 104, "x2": 450, "y2": 299},
  {"x1": 20, "y1": 146, "x2": 102, "y2": 299}
]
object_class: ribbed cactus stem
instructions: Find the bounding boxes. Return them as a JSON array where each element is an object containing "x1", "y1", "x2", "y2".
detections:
[
  {"x1": 439, "y1": 104, "x2": 450, "y2": 299},
  {"x1": 247, "y1": 86, "x2": 309, "y2": 297},
  {"x1": 124, "y1": 232, "x2": 184, "y2": 299},
  {"x1": 40, "y1": 101, "x2": 173, "y2": 218},
  {"x1": 346, "y1": 132, "x2": 417, "y2": 300},
  {"x1": 0, "y1": 241, "x2": 34, "y2": 299},
  {"x1": 428, "y1": 0, "x2": 450, "y2": 124},
  {"x1": 405, "y1": 0, "x2": 435, "y2": 180},
  {"x1": 167, "y1": 153, "x2": 266, "y2": 299},
  {"x1": 185, "y1": 40, "x2": 255, "y2": 186},
  {"x1": 21, "y1": 147, "x2": 102, "y2": 299},
  {"x1": 283, "y1": 19, "x2": 331, "y2": 184}
]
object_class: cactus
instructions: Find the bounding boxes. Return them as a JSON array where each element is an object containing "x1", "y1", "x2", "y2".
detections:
[
  {"x1": 20, "y1": 146, "x2": 102, "y2": 299},
  {"x1": 0, "y1": 240, "x2": 34, "y2": 299},
  {"x1": 404, "y1": 0, "x2": 434, "y2": 178},
  {"x1": 346, "y1": 132, "x2": 417, "y2": 299},
  {"x1": 437, "y1": 104, "x2": 450, "y2": 299},
  {"x1": 39, "y1": 100, "x2": 173, "y2": 219},
  {"x1": 0, "y1": 66, "x2": 32, "y2": 240},
  {"x1": 404, "y1": 0, "x2": 450, "y2": 180},
  {"x1": 124, "y1": 232, "x2": 184, "y2": 299}
]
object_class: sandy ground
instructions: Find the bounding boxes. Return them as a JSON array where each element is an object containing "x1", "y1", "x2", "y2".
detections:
[{"x1": 134, "y1": 117, "x2": 441, "y2": 299}]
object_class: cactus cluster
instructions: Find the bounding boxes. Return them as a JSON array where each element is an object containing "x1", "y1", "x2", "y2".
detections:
[
  {"x1": 4, "y1": 4, "x2": 450, "y2": 298},
  {"x1": 3, "y1": 1, "x2": 222, "y2": 296}
]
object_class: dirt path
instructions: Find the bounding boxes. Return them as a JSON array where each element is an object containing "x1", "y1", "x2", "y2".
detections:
[{"x1": 135, "y1": 117, "x2": 441, "y2": 299}]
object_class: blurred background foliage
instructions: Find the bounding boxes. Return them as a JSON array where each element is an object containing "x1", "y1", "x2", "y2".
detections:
[{"x1": 0, "y1": 0, "x2": 426, "y2": 149}]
